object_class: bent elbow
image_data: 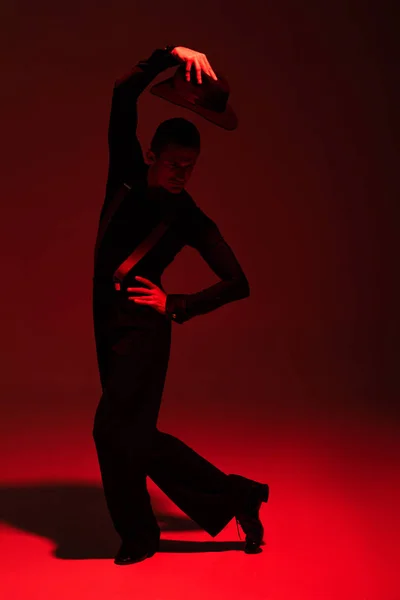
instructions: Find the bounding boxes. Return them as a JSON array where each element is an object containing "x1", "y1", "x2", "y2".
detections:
[
  {"x1": 237, "y1": 275, "x2": 250, "y2": 299},
  {"x1": 243, "y1": 278, "x2": 250, "y2": 298}
]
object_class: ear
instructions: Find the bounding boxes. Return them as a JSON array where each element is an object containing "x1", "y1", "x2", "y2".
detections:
[{"x1": 145, "y1": 149, "x2": 157, "y2": 165}]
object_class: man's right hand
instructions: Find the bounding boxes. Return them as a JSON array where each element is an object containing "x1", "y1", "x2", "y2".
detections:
[{"x1": 170, "y1": 47, "x2": 218, "y2": 84}]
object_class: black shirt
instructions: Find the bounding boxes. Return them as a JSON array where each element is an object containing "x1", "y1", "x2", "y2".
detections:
[{"x1": 93, "y1": 47, "x2": 249, "y2": 325}]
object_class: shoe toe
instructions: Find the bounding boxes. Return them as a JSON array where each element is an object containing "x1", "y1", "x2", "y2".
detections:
[
  {"x1": 114, "y1": 542, "x2": 157, "y2": 565},
  {"x1": 244, "y1": 540, "x2": 263, "y2": 554}
]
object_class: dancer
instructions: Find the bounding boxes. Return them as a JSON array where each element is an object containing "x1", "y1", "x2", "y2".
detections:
[{"x1": 92, "y1": 44, "x2": 269, "y2": 565}]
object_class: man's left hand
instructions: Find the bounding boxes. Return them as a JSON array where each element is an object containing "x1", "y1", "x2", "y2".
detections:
[{"x1": 127, "y1": 276, "x2": 167, "y2": 315}]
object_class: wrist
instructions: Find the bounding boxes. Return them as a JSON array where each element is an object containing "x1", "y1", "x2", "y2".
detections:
[
  {"x1": 162, "y1": 45, "x2": 181, "y2": 67},
  {"x1": 164, "y1": 45, "x2": 177, "y2": 55},
  {"x1": 165, "y1": 294, "x2": 188, "y2": 324}
]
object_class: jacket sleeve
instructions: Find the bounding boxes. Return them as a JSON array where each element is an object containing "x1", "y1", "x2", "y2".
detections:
[
  {"x1": 106, "y1": 47, "x2": 181, "y2": 194},
  {"x1": 165, "y1": 202, "x2": 250, "y2": 324}
]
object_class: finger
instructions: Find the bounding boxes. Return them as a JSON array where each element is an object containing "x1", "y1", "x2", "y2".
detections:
[
  {"x1": 204, "y1": 56, "x2": 218, "y2": 80},
  {"x1": 129, "y1": 297, "x2": 152, "y2": 304},
  {"x1": 126, "y1": 287, "x2": 152, "y2": 294},
  {"x1": 199, "y1": 57, "x2": 211, "y2": 79},
  {"x1": 128, "y1": 295, "x2": 152, "y2": 300},
  {"x1": 134, "y1": 276, "x2": 155, "y2": 288},
  {"x1": 185, "y1": 59, "x2": 193, "y2": 81},
  {"x1": 200, "y1": 55, "x2": 212, "y2": 77},
  {"x1": 194, "y1": 58, "x2": 202, "y2": 84}
]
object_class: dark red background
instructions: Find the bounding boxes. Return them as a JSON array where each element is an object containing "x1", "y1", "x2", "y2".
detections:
[{"x1": 1, "y1": 1, "x2": 398, "y2": 598}]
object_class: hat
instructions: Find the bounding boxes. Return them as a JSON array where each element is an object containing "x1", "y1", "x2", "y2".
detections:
[{"x1": 150, "y1": 64, "x2": 238, "y2": 131}]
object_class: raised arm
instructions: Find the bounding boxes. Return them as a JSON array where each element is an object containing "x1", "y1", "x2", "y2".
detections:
[
  {"x1": 165, "y1": 203, "x2": 250, "y2": 324},
  {"x1": 106, "y1": 47, "x2": 181, "y2": 192}
]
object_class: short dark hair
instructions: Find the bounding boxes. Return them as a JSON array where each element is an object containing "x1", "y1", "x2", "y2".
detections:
[{"x1": 150, "y1": 117, "x2": 200, "y2": 156}]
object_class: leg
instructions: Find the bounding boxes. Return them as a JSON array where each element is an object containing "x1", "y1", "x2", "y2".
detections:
[
  {"x1": 92, "y1": 323, "x2": 171, "y2": 545},
  {"x1": 93, "y1": 394, "x2": 160, "y2": 544},
  {"x1": 93, "y1": 319, "x2": 264, "y2": 544},
  {"x1": 146, "y1": 428, "x2": 238, "y2": 537}
]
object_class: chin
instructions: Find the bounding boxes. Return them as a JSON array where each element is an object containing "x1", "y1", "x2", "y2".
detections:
[{"x1": 166, "y1": 183, "x2": 184, "y2": 194}]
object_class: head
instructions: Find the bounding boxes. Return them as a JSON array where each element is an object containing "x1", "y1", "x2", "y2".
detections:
[{"x1": 145, "y1": 118, "x2": 200, "y2": 194}]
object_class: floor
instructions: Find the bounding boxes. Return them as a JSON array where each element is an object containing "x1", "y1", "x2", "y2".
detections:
[{"x1": 0, "y1": 384, "x2": 398, "y2": 600}]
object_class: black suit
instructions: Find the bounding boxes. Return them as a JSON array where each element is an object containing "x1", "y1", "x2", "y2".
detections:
[{"x1": 92, "y1": 47, "x2": 251, "y2": 546}]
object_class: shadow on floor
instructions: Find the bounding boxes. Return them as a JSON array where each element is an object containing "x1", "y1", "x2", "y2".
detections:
[{"x1": 0, "y1": 483, "x2": 243, "y2": 559}]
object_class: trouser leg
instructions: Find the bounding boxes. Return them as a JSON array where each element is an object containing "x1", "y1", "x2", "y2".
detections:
[
  {"x1": 93, "y1": 391, "x2": 162, "y2": 544},
  {"x1": 94, "y1": 406, "x2": 239, "y2": 540},
  {"x1": 92, "y1": 324, "x2": 171, "y2": 545},
  {"x1": 147, "y1": 429, "x2": 238, "y2": 537},
  {"x1": 92, "y1": 322, "x2": 250, "y2": 543}
]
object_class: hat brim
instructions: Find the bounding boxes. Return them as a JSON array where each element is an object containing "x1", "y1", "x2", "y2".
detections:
[{"x1": 150, "y1": 77, "x2": 238, "y2": 131}]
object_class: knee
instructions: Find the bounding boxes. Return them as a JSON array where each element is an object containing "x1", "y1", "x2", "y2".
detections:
[
  {"x1": 92, "y1": 421, "x2": 105, "y2": 445},
  {"x1": 92, "y1": 392, "x2": 111, "y2": 441},
  {"x1": 92, "y1": 412, "x2": 110, "y2": 443},
  {"x1": 92, "y1": 423, "x2": 100, "y2": 440}
]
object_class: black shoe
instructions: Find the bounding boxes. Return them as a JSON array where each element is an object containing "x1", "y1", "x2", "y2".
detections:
[
  {"x1": 114, "y1": 539, "x2": 159, "y2": 566},
  {"x1": 227, "y1": 474, "x2": 269, "y2": 554}
]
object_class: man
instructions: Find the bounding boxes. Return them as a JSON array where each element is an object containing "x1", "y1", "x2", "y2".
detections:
[{"x1": 92, "y1": 44, "x2": 269, "y2": 566}]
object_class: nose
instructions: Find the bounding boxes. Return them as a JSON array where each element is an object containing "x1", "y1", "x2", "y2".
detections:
[{"x1": 175, "y1": 167, "x2": 187, "y2": 180}]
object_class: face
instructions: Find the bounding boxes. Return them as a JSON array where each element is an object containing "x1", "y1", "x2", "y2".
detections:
[{"x1": 146, "y1": 143, "x2": 199, "y2": 194}]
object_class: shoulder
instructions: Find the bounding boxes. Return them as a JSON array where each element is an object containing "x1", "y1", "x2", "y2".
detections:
[
  {"x1": 179, "y1": 189, "x2": 196, "y2": 210},
  {"x1": 179, "y1": 190, "x2": 210, "y2": 221},
  {"x1": 177, "y1": 190, "x2": 220, "y2": 247},
  {"x1": 178, "y1": 190, "x2": 212, "y2": 227}
]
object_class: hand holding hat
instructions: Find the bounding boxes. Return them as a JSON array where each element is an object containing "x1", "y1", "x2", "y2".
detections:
[
  {"x1": 150, "y1": 46, "x2": 238, "y2": 130},
  {"x1": 170, "y1": 46, "x2": 218, "y2": 84}
]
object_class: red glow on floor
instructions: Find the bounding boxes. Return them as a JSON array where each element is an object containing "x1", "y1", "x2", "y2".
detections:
[{"x1": 0, "y1": 394, "x2": 398, "y2": 600}]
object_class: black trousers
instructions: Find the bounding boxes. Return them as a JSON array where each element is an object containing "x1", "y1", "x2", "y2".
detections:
[{"x1": 92, "y1": 306, "x2": 243, "y2": 545}]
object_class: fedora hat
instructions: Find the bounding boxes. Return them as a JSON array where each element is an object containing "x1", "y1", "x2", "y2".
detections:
[{"x1": 150, "y1": 64, "x2": 238, "y2": 131}]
